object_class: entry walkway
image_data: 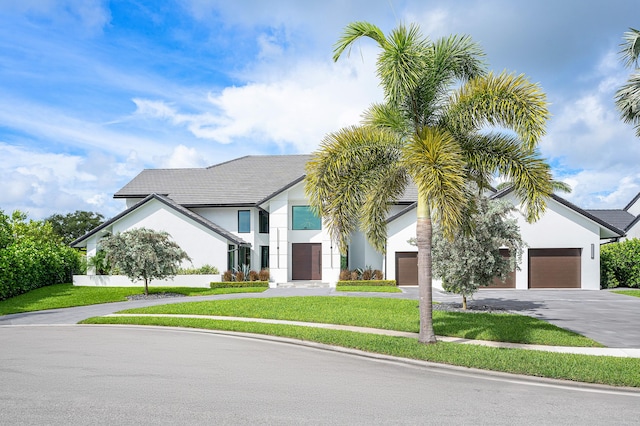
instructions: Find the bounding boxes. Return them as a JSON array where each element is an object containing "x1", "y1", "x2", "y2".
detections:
[{"x1": 105, "y1": 313, "x2": 640, "y2": 358}]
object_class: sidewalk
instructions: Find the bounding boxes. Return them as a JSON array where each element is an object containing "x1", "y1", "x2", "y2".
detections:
[{"x1": 105, "y1": 313, "x2": 640, "y2": 358}]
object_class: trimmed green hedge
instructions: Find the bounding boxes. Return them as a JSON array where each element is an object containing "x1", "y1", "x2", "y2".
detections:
[
  {"x1": 601, "y1": 239, "x2": 640, "y2": 289},
  {"x1": 210, "y1": 281, "x2": 269, "y2": 289},
  {"x1": 336, "y1": 280, "x2": 396, "y2": 287}
]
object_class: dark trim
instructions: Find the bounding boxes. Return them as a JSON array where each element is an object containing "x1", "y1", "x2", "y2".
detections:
[
  {"x1": 624, "y1": 191, "x2": 640, "y2": 211},
  {"x1": 71, "y1": 194, "x2": 250, "y2": 248},
  {"x1": 386, "y1": 202, "x2": 417, "y2": 224},
  {"x1": 256, "y1": 175, "x2": 306, "y2": 206}
]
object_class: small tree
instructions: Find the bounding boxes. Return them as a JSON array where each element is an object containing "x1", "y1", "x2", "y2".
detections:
[
  {"x1": 430, "y1": 195, "x2": 524, "y2": 309},
  {"x1": 101, "y1": 228, "x2": 191, "y2": 295}
]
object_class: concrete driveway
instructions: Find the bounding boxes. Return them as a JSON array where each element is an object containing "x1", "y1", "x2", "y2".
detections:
[
  {"x1": 1, "y1": 287, "x2": 639, "y2": 348},
  {"x1": 430, "y1": 288, "x2": 640, "y2": 348}
]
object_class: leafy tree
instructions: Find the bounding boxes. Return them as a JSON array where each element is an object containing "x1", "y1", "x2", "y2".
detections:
[
  {"x1": 615, "y1": 27, "x2": 640, "y2": 137},
  {"x1": 101, "y1": 228, "x2": 191, "y2": 295},
  {"x1": 431, "y1": 195, "x2": 524, "y2": 309},
  {"x1": 45, "y1": 210, "x2": 105, "y2": 245},
  {"x1": 305, "y1": 22, "x2": 553, "y2": 343}
]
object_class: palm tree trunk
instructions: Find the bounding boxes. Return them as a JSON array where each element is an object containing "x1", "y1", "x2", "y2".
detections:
[{"x1": 416, "y1": 197, "x2": 437, "y2": 344}]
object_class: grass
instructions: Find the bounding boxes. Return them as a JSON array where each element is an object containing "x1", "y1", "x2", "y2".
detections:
[
  {"x1": 117, "y1": 296, "x2": 601, "y2": 347},
  {"x1": 612, "y1": 289, "x2": 640, "y2": 298},
  {"x1": 81, "y1": 315, "x2": 640, "y2": 387},
  {"x1": 335, "y1": 285, "x2": 402, "y2": 293},
  {"x1": 0, "y1": 283, "x2": 267, "y2": 316}
]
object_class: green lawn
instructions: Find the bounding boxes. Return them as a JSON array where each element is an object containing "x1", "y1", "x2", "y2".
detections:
[
  {"x1": 612, "y1": 289, "x2": 640, "y2": 298},
  {"x1": 0, "y1": 283, "x2": 267, "y2": 315},
  {"x1": 81, "y1": 315, "x2": 640, "y2": 387},
  {"x1": 117, "y1": 296, "x2": 601, "y2": 347}
]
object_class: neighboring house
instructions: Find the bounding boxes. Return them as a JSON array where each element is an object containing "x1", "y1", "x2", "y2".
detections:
[{"x1": 72, "y1": 155, "x2": 626, "y2": 289}]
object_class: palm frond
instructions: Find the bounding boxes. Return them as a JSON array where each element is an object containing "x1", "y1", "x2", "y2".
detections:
[
  {"x1": 449, "y1": 71, "x2": 549, "y2": 150},
  {"x1": 402, "y1": 127, "x2": 467, "y2": 238},
  {"x1": 377, "y1": 23, "x2": 430, "y2": 106},
  {"x1": 362, "y1": 102, "x2": 411, "y2": 138},
  {"x1": 428, "y1": 34, "x2": 486, "y2": 81},
  {"x1": 620, "y1": 27, "x2": 640, "y2": 69},
  {"x1": 615, "y1": 72, "x2": 640, "y2": 137},
  {"x1": 333, "y1": 21, "x2": 387, "y2": 62},
  {"x1": 304, "y1": 125, "x2": 404, "y2": 253},
  {"x1": 463, "y1": 133, "x2": 554, "y2": 221}
]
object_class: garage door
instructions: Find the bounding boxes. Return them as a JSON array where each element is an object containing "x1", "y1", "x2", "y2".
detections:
[
  {"x1": 485, "y1": 249, "x2": 516, "y2": 289},
  {"x1": 292, "y1": 243, "x2": 322, "y2": 280},
  {"x1": 528, "y1": 248, "x2": 581, "y2": 289},
  {"x1": 396, "y1": 252, "x2": 418, "y2": 286}
]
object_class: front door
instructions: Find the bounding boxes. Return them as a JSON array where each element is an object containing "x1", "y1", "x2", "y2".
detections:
[{"x1": 292, "y1": 243, "x2": 322, "y2": 280}]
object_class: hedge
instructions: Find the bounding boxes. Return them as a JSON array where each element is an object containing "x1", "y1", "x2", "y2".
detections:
[
  {"x1": 210, "y1": 281, "x2": 269, "y2": 289},
  {"x1": 0, "y1": 240, "x2": 82, "y2": 301},
  {"x1": 601, "y1": 239, "x2": 640, "y2": 289},
  {"x1": 336, "y1": 280, "x2": 396, "y2": 287}
]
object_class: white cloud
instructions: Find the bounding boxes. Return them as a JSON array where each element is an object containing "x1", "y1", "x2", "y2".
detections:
[
  {"x1": 157, "y1": 145, "x2": 208, "y2": 168},
  {"x1": 133, "y1": 47, "x2": 381, "y2": 152}
]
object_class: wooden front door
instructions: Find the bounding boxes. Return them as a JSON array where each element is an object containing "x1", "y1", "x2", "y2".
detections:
[
  {"x1": 396, "y1": 252, "x2": 418, "y2": 286},
  {"x1": 292, "y1": 243, "x2": 322, "y2": 280}
]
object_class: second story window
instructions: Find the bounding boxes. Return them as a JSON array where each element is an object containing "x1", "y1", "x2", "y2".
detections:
[
  {"x1": 259, "y1": 210, "x2": 269, "y2": 233},
  {"x1": 292, "y1": 206, "x2": 321, "y2": 230},
  {"x1": 238, "y1": 210, "x2": 250, "y2": 233}
]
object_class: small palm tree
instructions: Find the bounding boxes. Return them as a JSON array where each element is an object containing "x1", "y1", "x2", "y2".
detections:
[
  {"x1": 305, "y1": 22, "x2": 554, "y2": 344},
  {"x1": 615, "y1": 27, "x2": 640, "y2": 137}
]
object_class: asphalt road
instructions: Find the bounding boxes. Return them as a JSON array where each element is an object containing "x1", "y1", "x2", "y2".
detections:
[{"x1": 1, "y1": 325, "x2": 639, "y2": 425}]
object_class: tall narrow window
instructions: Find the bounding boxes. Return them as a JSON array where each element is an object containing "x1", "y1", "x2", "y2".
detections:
[
  {"x1": 292, "y1": 206, "x2": 321, "y2": 230},
  {"x1": 260, "y1": 245, "x2": 269, "y2": 269},
  {"x1": 238, "y1": 246, "x2": 251, "y2": 268},
  {"x1": 227, "y1": 244, "x2": 236, "y2": 271},
  {"x1": 238, "y1": 210, "x2": 250, "y2": 233},
  {"x1": 259, "y1": 210, "x2": 269, "y2": 233}
]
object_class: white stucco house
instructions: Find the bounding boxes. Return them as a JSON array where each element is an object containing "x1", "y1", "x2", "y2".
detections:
[{"x1": 72, "y1": 154, "x2": 627, "y2": 290}]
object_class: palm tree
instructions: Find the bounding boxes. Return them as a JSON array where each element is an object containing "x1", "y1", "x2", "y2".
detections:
[
  {"x1": 615, "y1": 27, "x2": 640, "y2": 137},
  {"x1": 305, "y1": 22, "x2": 554, "y2": 344}
]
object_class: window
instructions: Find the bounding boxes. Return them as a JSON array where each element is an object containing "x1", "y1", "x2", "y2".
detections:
[
  {"x1": 259, "y1": 210, "x2": 269, "y2": 233},
  {"x1": 238, "y1": 210, "x2": 250, "y2": 233},
  {"x1": 260, "y1": 245, "x2": 269, "y2": 269},
  {"x1": 238, "y1": 246, "x2": 251, "y2": 268},
  {"x1": 292, "y1": 206, "x2": 321, "y2": 230},
  {"x1": 227, "y1": 244, "x2": 236, "y2": 271}
]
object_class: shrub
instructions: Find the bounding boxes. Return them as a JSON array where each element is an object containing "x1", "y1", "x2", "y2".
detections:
[
  {"x1": 336, "y1": 280, "x2": 396, "y2": 287},
  {"x1": 601, "y1": 239, "x2": 640, "y2": 288},
  {"x1": 177, "y1": 264, "x2": 220, "y2": 275},
  {"x1": 339, "y1": 269, "x2": 351, "y2": 281},
  {"x1": 258, "y1": 268, "x2": 270, "y2": 281},
  {"x1": 235, "y1": 271, "x2": 245, "y2": 282},
  {"x1": 373, "y1": 269, "x2": 383, "y2": 280},
  {"x1": 361, "y1": 268, "x2": 372, "y2": 280},
  {"x1": 350, "y1": 270, "x2": 359, "y2": 281},
  {"x1": 222, "y1": 270, "x2": 233, "y2": 282},
  {"x1": 248, "y1": 270, "x2": 259, "y2": 281},
  {"x1": 210, "y1": 281, "x2": 269, "y2": 289}
]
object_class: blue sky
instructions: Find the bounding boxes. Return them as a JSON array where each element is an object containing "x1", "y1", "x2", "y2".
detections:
[{"x1": 1, "y1": 0, "x2": 639, "y2": 219}]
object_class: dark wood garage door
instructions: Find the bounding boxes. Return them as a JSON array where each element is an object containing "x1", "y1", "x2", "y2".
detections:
[
  {"x1": 396, "y1": 252, "x2": 418, "y2": 286},
  {"x1": 292, "y1": 243, "x2": 322, "y2": 280},
  {"x1": 485, "y1": 249, "x2": 516, "y2": 289},
  {"x1": 528, "y1": 248, "x2": 581, "y2": 289}
]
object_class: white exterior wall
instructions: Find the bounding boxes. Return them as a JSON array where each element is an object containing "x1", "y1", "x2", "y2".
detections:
[
  {"x1": 262, "y1": 183, "x2": 341, "y2": 286},
  {"x1": 501, "y1": 193, "x2": 602, "y2": 290},
  {"x1": 85, "y1": 199, "x2": 230, "y2": 274},
  {"x1": 383, "y1": 195, "x2": 605, "y2": 290}
]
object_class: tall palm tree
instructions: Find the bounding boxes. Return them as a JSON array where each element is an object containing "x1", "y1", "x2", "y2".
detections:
[
  {"x1": 305, "y1": 22, "x2": 554, "y2": 344},
  {"x1": 615, "y1": 27, "x2": 640, "y2": 137}
]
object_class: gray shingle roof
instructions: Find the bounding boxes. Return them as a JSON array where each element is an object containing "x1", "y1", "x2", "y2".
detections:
[
  {"x1": 585, "y1": 209, "x2": 637, "y2": 232},
  {"x1": 114, "y1": 155, "x2": 313, "y2": 206},
  {"x1": 115, "y1": 154, "x2": 419, "y2": 206}
]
